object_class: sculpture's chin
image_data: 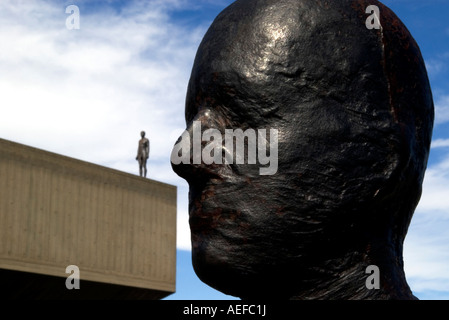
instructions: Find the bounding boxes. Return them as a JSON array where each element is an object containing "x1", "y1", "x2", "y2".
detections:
[
  {"x1": 188, "y1": 191, "x2": 316, "y2": 299},
  {"x1": 191, "y1": 238, "x2": 300, "y2": 299}
]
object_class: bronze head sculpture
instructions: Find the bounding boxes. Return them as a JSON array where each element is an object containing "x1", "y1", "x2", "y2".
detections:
[{"x1": 171, "y1": 0, "x2": 434, "y2": 299}]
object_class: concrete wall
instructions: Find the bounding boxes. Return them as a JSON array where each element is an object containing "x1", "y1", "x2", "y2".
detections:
[{"x1": 0, "y1": 138, "x2": 176, "y2": 299}]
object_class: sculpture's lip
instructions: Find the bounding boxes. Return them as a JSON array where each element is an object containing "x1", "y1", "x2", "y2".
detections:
[
  {"x1": 188, "y1": 181, "x2": 227, "y2": 235},
  {"x1": 172, "y1": 161, "x2": 235, "y2": 184},
  {"x1": 189, "y1": 214, "x2": 212, "y2": 234},
  {"x1": 186, "y1": 166, "x2": 251, "y2": 236},
  {"x1": 189, "y1": 206, "x2": 221, "y2": 235},
  {"x1": 196, "y1": 163, "x2": 233, "y2": 180}
]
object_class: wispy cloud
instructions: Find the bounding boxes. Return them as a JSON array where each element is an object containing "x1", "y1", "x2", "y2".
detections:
[
  {"x1": 0, "y1": 0, "x2": 207, "y2": 177},
  {"x1": 404, "y1": 152, "x2": 449, "y2": 298},
  {"x1": 416, "y1": 156, "x2": 449, "y2": 214},
  {"x1": 0, "y1": 0, "x2": 213, "y2": 250},
  {"x1": 432, "y1": 139, "x2": 449, "y2": 148},
  {"x1": 434, "y1": 94, "x2": 449, "y2": 125},
  {"x1": 425, "y1": 58, "x2": 446, "y2": 77}
]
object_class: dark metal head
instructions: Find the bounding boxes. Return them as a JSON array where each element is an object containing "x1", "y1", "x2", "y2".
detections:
[{"x1": 172, "y1": 0, "x2": 434, "y2": 299}]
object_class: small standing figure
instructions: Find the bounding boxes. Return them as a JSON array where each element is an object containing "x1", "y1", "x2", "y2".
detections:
[{"x1": 136, "y1": 131, "x2": 150, "y2": 178}]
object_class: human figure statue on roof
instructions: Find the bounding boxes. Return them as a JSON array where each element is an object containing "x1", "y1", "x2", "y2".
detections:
[{"x1": 136, "y1": 131, "x2": 150, "y2": 178}]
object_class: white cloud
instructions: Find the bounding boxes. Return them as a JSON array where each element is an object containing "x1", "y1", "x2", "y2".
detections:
[
  {"x1": 434, "y1": 95, "x2": 449, "y2": 125},
  {"x1": 404, "y1": 153, "x2": 449, "y2": 298},
  {"x1": 0, "y1": 0, "x2": 205, "y2": 173},
  {"x1": 432, "y1": 139, "x2": 449, "y2": 148},
  {"x1": 425, "y1": 58, "x2": 446, "y2": 77},
  {"x1": 176, "y1": 184, "x2": 192, "y2": 251},
  {"x1": 416, "y1": 157, "x2": 449, "y2": 213},
  {"x1": 0, "y1": 0, "x2": 211, "y2": 251}
]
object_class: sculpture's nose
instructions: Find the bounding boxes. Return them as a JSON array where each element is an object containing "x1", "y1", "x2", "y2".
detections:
[
  {"x1": 171, "y1": 108, "x2": 224, "y2": 182},
  {"x1": 170, "y1": 122, "x2": 195, "y2": 181}
]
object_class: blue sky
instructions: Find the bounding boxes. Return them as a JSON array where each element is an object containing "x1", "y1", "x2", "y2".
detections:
[{"x1": 0, "y1": 0, "x2": 448, "y2": 300}]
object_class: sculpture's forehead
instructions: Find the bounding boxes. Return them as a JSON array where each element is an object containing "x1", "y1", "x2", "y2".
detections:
[
  {"x1": 186, "y1": 1, "x2": 386, "y2": 124},
  {"x1": 190, "y1": 0, "x2": 382, "y2": 93},
  {"x1": 198, "y1": 0, "x2": 369, "y2": 58},
  {"x1": 187, "y1": 0, "x2": 432, "y2": 149}
]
